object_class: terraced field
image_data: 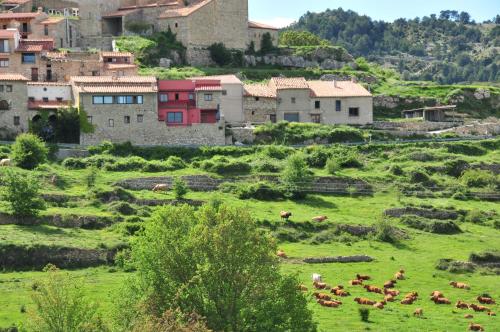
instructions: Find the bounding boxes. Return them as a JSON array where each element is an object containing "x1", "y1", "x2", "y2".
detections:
[{"x1": 0, "y1": 138, "x2": 499, "y2": 331}]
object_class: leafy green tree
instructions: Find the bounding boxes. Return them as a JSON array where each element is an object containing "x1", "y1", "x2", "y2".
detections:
[
  {"x1": 2, "y1": 169, "x2": 45, "y2": 219},
  {"x1": 28, "y1": 264, "x2": 108, "y2": 332},
  {"x1": 208, "y1": 42, "x2": 232, "y2": 66},
  {"x1": 11, "y1": 133, "x2": 48, "y2": 170},
  {"x1": 279, "y1": 30, "x2": 330, "y2": 46},
  {"x1": 260, "y1": 32, "x2": 275, "y2": 53},
  {"x1": 172, "y1": 177, "x2": 188, "y2": 200},
  {"x1": 86, "y1": 166, "x2": 99, "y2": 189},
  {"x1": 280, "y1": 153, "x2": 313, "y2": 199},
  {"x1": 115, "y1": 205, "x2": 316, "y2": 332}
]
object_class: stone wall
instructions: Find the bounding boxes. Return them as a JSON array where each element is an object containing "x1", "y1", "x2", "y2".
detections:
[
  {"x1": 248, "y1": 27, "x2": 278, "y2": 51},
  {"x1": 243, "y1": 96, "x2": 276, "y2": 123},
  {"x1": 0, "y1": 81, "x2": 29, "y2": 139},
  {"x1": 230, "y1": 127, "x2": 255, "y2": 143}
]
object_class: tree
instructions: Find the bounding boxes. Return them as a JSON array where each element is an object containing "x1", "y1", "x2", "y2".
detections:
[
  {"x1": 208, "y1": 43, "x2": 232, "y2": 66},
  {"x1": 260, "y1": 32, "x2": 275, "y2": 54},
  {"x1": 172, "y1": 177, "x2": 188, "y2": 200},
  {"x1": 11, "y1": 133, "x2": 48, "y2": 170},
  {"x1": 459, "y1": 12, "x2": 471, "y2": 24},
  {"x1": 28, "y1": 265, "x2": 107, "y2": 332},
  {"x1": 2, "y1": 169, "x2": 45, "y2": 219},
  {"x1": 280, "y1": 153, "x2": 313, "y2": 199},
  {"x1": 115, "y1": 205, "x2": 316, "y2": 332}
]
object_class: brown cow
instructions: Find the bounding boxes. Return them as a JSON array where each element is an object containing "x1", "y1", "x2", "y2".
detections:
[
  {"x1": 332, "y1": 289, "x2": 350, "y2": 297},
  {"x1": 430, "y1": 291, "x2": 444, "y2": 298},
  {"x1": 350, "y1": 279, "x2": 363, "y2": 286},
  {"x1": 299, "y1": 284, "x2": 308, "y2": 292},
  {"x1": 280, "y1": 211, "x2": 292, "y2": 221},
  {"x1": 401, "y1": 297, "x2": 415, "y2": 305},
  {"x1": 384, "y1": 294, "x2": 395, "y2": 302},
  {"x1": 450, "y1": 281, "x2": 470, "y2": 290},
  {"x1": 477, "y1": 296, "x2": 495, "y2": 305},
  {"x1": 456, "y1": 301, "x2": 469, "y2": 309},
  {"x1": 470, "y1": 304, "x2": 490, "y2": 312},
  {"x1": 488, "y1": 311, "x2": 496, "y2": 316},
  {"x1": 405, "y1": 292, "x2": 419, "y2": 299},
  {"x1": 318, "y1": 299, "x2": 340, "y2": 308},
  {"x1": 313, "y1": 292, "x2": 332, "y2": 301},
  {"x1": 384, "y1": 289, "x2": 400, "y2": 297},
  {"x1": 414, "y1": 308, "x2": 423, "y2": 317},
  {"x1": 395, "y1": 271, "x2": 405, "y2": 280},
  {"x1": 384, "y1": 280, "x2": 397, "y2": 289},
  {"x1": 356, "y1": 274, "x2": 371, "y2": 281},
  {"x1": 313, "y1": 281, "x2": 327, "y2": 290},
  {"x1": 364, "y1": 285, "x2": 383, "y2": 294},
  {"x1": 312, "y1": 215, "x2": 328, "y2": 222},
  {"x1": 468, "y1": 323, "x2": 484, "y2": 331},
  {"x1": 464, "y1": 314, "x2": 474, "y2": 319},
  {"x1": 331, "y1": 285, "x2": 344, "y2": 292},
  {"x1": 373, "y1": 302, "x2": 384, "y2": 309},
  {"x1": 354, "y1": 297, "x2": 376, "y2": 305},
  {"x1": 433, "y1": 297, "x2": 451, "y2": 305},
  {"x1": 276, "y1": 250, "x2": 287, "y2": 259}
]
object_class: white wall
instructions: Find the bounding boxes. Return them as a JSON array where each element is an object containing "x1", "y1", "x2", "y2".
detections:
[
  {"x1": 318, "y1": 97, "x2": 373, "y2": 125},
  {"x1": 220, "y1": 82, "x2": 244, "y2": 123},
  {"x1": 27, "y1": 84, "x2": 72, "y2": 101}
]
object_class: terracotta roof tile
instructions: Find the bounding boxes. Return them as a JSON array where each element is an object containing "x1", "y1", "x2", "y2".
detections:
[
  {"x1": 101, "y1": 51, "x2": 133, "y2": 58},
  {"x1": 0, "y1": 29, "x2": 18, "y2": 39},
  {"x1": 244, "y1": 84, "x2": 276, "y2": 98},
  {"x1": 248, "y1": 21, "x2": 279, "y2": 30},
  {"x1": 105, "y1": 63, "x2": 138, "y2": 70},
  {"x1": 159, "y1": 0, "x2": 213, "y2": 18},
  {"x1": 16, "y1": 43, "x2": 43, "y2": 52},
  {"x1": 76, "y1": 85, "x2": 157, "y2": 93},
  {"x1": 28, "y1": 100, "x2": 71, "y2": 110},
  {"x1": 2, "y1": 0, "x2": 32, "y2": 4},
  {"x1": 71, "y1": 76, "x2": 157, "y2": 84},
  {"x1": 0, "y1": 12, "x2": 41, "y2": 20},
  {"x1": 308, "y1": 81, "x2": 372, "y2": 98},
  {"x1": 0, "y1": 73, "x2": 29, "y2": 81},
  {"x1": 39, "y1": 17, "x2": 65, "y2": 25},
  {"x1": 27, "y1": 81, "x2": 71, "y2": 86},
  {"x1": 44, "y1": 51, "x2": 67, "y2": 59},
  {"x1": 195, "y1": 85, "x2": 223, "y2": 92},
  {"x1": 102, "y1": 8, "x2": 139, "y2": 18},
  {"x1": 270, "y1": 77, "x2": 309, "y2": 90},
  {"x1": 191, "y1": 74, "x2": 242, "y2": 84}
]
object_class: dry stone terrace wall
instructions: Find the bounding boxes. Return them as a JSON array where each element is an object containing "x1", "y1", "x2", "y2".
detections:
[
  {"x1": 384, "y1": 207, "x2": 463, "y2": 220},
  {"x1": 117, "y1": 175, "x2": 373, "y2": 195}
]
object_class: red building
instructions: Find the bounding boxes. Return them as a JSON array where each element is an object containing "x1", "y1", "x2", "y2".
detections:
[{"x1": 157, "y1": 79, "x2": 221, "y2": 126}]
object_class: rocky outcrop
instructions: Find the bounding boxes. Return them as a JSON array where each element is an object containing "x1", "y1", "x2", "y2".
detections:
[{"x1": 303, "y1": 255, "x2": 374, "y2": 264}]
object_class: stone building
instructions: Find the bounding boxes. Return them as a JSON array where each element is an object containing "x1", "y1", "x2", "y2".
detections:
[
  {"x1": 243, "y1": 77, "x2": 373, "y2": 125},
  {"x1": 0, "y1": 73, "x2": 29, "y2": 139},
  {"x1": 248, "y1": 21, "x2": 279, "y2": 52},
  {"x1": 0, "y1": 0, "x2": 34, "y2": 13},
  {"x1": 27, "y1": 81, "x2": 71, "y2": 112}
]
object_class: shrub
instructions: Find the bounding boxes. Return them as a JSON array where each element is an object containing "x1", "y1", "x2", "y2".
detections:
[
  {"x1": 444, "y1": 159, "x2": 469, "y2": 177},
  {"x1": 11, "y1": 133, "x2": 48, "y2": 170},
  {"x1": 464, "y1": 209, "x2": 486, "y2": 224},
  {"x1": 469, "y1": 251, "x2": 500, "y2": 264},
  {"x1": 142, "y1": 160, "x2": 170, "y2": 173},
  {"x1": 337, "y1": 152, "x2": 363, "y2": 169},
  {"x1": 86, "y1": 166, "x2": 98, "y2": 189},
  {"x1": 409, "y1": 152, "x2": 436, "y2": 162},
  {"x1": 280, "y1": 153, "x2": 313, "y2": 199},
  {"x1": 208, "y1": 42, "x2": 232, "y2": 66},
  {"x1": 200, "y1": 157, "x2": 251, "y2": 175},
  {"x1": 84, "y1": 154, "x2": 118, "y2": 168},
  {"x1": 400, "y1": 216, "x2": 461, "y2": 234},
  {"x1": 62, "y1": 157, "x2": 86, "y2": 170},
  {"x1": 304, "y1": 146, "x2": 331, "y2": 168},
  {"x1": 325, "y1": 158, "x2": 339, "y2": 175},
  {"x1": 328, "y1": 127, "x2": 364, "y2": 143},
  {"x1": 104, "y1": 156, "x2": 148, "y2": 172},
  {"x1": 447, "y1": 143, "x2": 486, "y2": 156},
  {"x1": 252, "y1": 159, "x2": 282, "y2": 173},
  {"x1": 108, "y1": 201, "x2": 136, "y2": 216},
  {"x1": 389, "y1": 164, "x2": 404, "y2": 176},
  {"x1": 258, "y1": 145, "x2": 291, "y2": 160},
  {"x1": 409, "y1": 169, "x2": 432, "y2": 184},
  {"x1": 359, "y1": 308, "x2": 370, "y2": 322},
  {"x1": 374, "y1": 219, "x2": 401, "y2": 243},
  {"x1": 272, "y1": 227, "x2": 308, "y2": 243},
  {"x1": 2, "y1": 170, "x2": 45, "y2": 218},
  {"x1": 172, "y1": 178, "x2": 188, "y2": 200},
  {"x1": 460, "y1": 169, "x2": 496, "y2": 188},
  {"x1": 237, "y1": 182, "x2": 285, "y2": 200},
  {"x1": 165, "y1": 156, "x2": 186, "y2": 169}
]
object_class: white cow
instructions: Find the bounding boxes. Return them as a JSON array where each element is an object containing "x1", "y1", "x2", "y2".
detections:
[
  {"x1": 312, "y1": 273, "x2": 322, "y2": 282},
  {"x1": 0, "y1": 158, "x2": 11, "y2": 167},
  {"x1": 152, "y1": 184, "x2": 168, "y2": 192}
]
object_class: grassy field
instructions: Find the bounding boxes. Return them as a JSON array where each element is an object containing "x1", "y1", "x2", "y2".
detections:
[{"x1": 0, "y1": 139, "x2": 499, "y2": 331}]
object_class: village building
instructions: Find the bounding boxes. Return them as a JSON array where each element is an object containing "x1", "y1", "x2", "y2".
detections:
[
  {"x1": 27, "y1": 81, "x2": 71, "y2": 112},
  {"x1": 0, "y1": 0, "x2": 34, "y2": 13},
  {"x1": 248, "y1": 21, "x2": 279, "y2": 51},
  {"x1": 0, "y1": 73, "x2": 29, "y2": 139},
  {"x1": 243, "y1": 78, "x2": 373, "y2": 125}
]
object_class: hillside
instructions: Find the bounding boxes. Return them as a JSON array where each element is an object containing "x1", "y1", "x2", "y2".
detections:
[
  {"x1": 288, "y1": 9, "x2": 500, "y2": 84},
  {"x1": 0, "y1": 138, "x2": 499, "y2": 330}
]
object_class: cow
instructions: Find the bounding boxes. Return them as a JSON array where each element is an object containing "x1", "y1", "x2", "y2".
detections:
[
  {"x1": 354, "y1": 297, "x2": 376, "y2": 305},
  {"x1": 450, "y1": 281, "x2": 470, "y2": 290},
  {"x1": 313, "y1": 281, "x2": 327, "y2": 290},
  {"x1": 332, "y1": 289, "x2": 350, "y2": 297},
  {"x1": 350, "y1": 279, "x2": 363, "y2": 286},
  {"x1": 318, "y1": 299, "x2": 340, "y2": 308},
  {"x1": 384, "y1": 280, "x2": 397, "y2": 289},
  {"x1": 152, "y1": 184, "x2": 168, "y2": 192},
  {"x1": 468, "y1": 323, "x2": 484, "y2": 331},
  {"x1": 299, "y1": 284, "x2": 308, "y2": 292},
  {"x1": 456, "y1": 301, "x2": 469, "y2": 309},
  {"x1": 384, "y1": 294, "x2": 395, "y2": 302},
  {"x1": 276, "y1": 250, "x2": 287, "y2": 259},
  {"x1": 312, "y1": 216, "x2": 328, "y2": 222},
  {"x1": 356, "y1": 274, "x2": 370, "y2": 281},
  {"x1": 464, "y1": 314, "x2": 474, "y2": 319},
  {"x1": 364, "y1": 285, "x2": 383, "y2": 294},
  {"x1": 384, "y1": 289, "x2": 400, "y2": 297},
  {"x1": 0, "y1": 158, "x2": 11, "y2": 166},
  {"x1": 280, "y1": 211, "x2": 292, "y2": 221},
  {"x1": 432, "y1": 297, "x2": 451, "y2": 305},
  {"x1": 373, "y1": 302, "x2": 384, "y2": 309},
  {"x1": 414, "y1": 308, "x2": 423, "y2": 317},
  {"x1": 313, "y1": 292, "x2": 332, "y2": 301},
  {"x1": 487, "y1": 311, "x2": 496, "y2": 316},
  {"x1": 430, "y1": 291, "x2": 444, "y2": 298},
  {"x1": 469, "y1": 304, "x2": 490, "y2": 312},
  {"x1": 395, "y1": 271, "x2": 405, "y2": 280},
  {"x1": 477, "y1": 296, "x2": 495, "y2": 305}
]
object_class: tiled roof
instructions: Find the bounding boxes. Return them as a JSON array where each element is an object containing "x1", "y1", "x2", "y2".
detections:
[
  {"x1": 270, "y1": 77, "x2": 309, "y2": 90},
  {"x1": 28, "y1": 100, "x2": 71, "y2": 110},
  {"x1": 101, "y1": 51, "x2": 133, "y2": 58},
  {"x1": 195, "y1": 85, "x2": 223, "y2": 92},
  {"x1": 27, "y1": 81, "x2": 71, "y2": 86},
  {"x1": 159, "y1": 0, "x2": 213, "y2": 18},
  {"x1": 16, "y1": 39, "x2": 54, "y2": 52},
  {"x1": 76, "y1": 85, "x2": 157, "y2": 93},
  {"x1": 0, "y1": 73, "x2": 29, "y2": 81},
  {"x1": 2, "y1": 0, "x2": 32, "y2": 4},
  {"x1": 308, "y1": 81, "x2": 372, "y2": 98},
  {"x1": 102, "y1": 8, "x2": 139, "y2": 18},
  {"x1": 191, "y1": 74, "x2": 242, "y2": 84},
  {"x1": 244, "y1": 84, "x2": 276, "y2": 98},
  {"x1": 0, "y1": 29, "x2": 18, "y2": 39},
  {"x1": 248, "y1": 21, "x2": 279, "y2": 30},
  {"x1": 16, "y1": 43, "x2": 43, "y2": 52},
  {"x1": 39, "y1": 17, "x2": 64, "y2": 25},
  {"x1": 71, "y1": 76, "x2": 157, "y2": 84},
  {"x1": 0, "y1": 12, "x2": 40, "y2": 20}
]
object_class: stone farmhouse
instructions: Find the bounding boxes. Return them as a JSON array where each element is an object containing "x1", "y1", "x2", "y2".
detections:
[{"x1": 244, "y1": 77, "x2": 373, "y2": 125}]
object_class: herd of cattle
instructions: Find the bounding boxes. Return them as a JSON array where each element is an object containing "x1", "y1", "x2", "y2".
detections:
[{"x1": 291, "y1": 268, "x2": 496, "y2": 331}]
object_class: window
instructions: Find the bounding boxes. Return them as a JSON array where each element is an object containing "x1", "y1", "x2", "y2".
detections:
[
  {"x1": 159, "y1": 94, "x2": 168, "y2": 102},
  {"x1": 0, "y1": 85, "x2": 3, "y2": 92},
  {"x1": 270, "y1": 114, "x2": 277, "y2": 123},
  {"x1": 255, "y1": 97, "x2": 260, "y2": 101},
  {"x1": 93, "y1": 96, "x2": 104, "y2": 104},
  {"x1": 124, "y1": 116, "x2": 130, "y2": 124},
  {"x1": 188, "y1": 93, "x2": 194, "y2": 100},
  {"x1": 42, "y1": 97, "x2": 49, "y2": 102},
  {"x1": 56, "y1": 97, "x2": 63, "y2": 102},
  {"x1": 0, "y1": 40, "x2": 9, "y2": 53},
  {"x1": 315, "y1": 100, "x2": 320, "y2": 109},
  {"x1": 108, "y1": 119, "x2": 114, "y2": 127},
  {"x1": 117, "y1": 95, "x2": 143, "y2": 104},
  {"x1": 204, "y1": 94, "x2": 213, "y2": 101},
  {"x1": 6, "y1": 85, "x2": 12, "y2": 92},
  {"x1": 336, "y1": 100, "x2": 341, "y2": 112},
  {"x1": 28, "y1": 97, "x2": 35, "y2": 101},
  {"x1": 13, "y1": 116, "x2": 20, "y2": 126},
  {"x1": 0, "y1": 59, "x2": 8, "y2": 67},
  {"x1": 175, "y1": 93, "x2": 179, "y2": 100},
  {"x1": 167, "y1": 112, "x2": 183, "y2": 124},
  {"x1": 92, "y1": 71, "x2": 99, "y2": 76},
  {"x1": 22, "y1": 53, "x2": 36, "y2": 64},
  {"x1": 44, "y1": 24, "x2": 49, "y2": 36},
  {"x1": 103, "y1": 96, "x2": 113, "y2": 104},
  {"x1": 349, "y1": 107, "x2": 360, "y2": 117},
  {"x1": 87, "y1": 116, "x2": 92, "y2": 124},
  {"x1": 284, "y1": 113, "x2": 299, "y2": 122},
  {"x1": 136, "y1": 96, "x2": 143, "y2": 104},
  {"x1": 174, "y1": 22, "x2": 178, "y2": 28},
  {"x1": 222, "y1": 90, "x2": 227, "y2": 96},
  {"x1": 137, "y1": 114, "x2": 144, "y2": 123},
  {"x1": 291, "y1": 97, "x2": 296, "y2": 104},
  {"x1": 311, "y1": 114, "x2": 321, "y2": 123}
]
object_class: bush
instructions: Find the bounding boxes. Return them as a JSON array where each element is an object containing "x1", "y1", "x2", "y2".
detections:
[
  {"x1": 200, "y1": 157, "x2": 251, "y2": 175},
  {"x1": 142, "y1": 160, "x2": 170, "y2": 173},
  {"x1": 258, "y1": 145, "x2": 291, "y2": 160},
  {"x1": 325, "y1": 158, "x2": 339, "y2": 175},
  {"x1": 359, "y1": 308, "x2": 370, "y2": 322},
  {"x1": 444, "y1": 159, "x2": 469, "y2": 177},
  {"x1": 400, "y1": 216, "x2": 461, "y2": 234},
  {"x1": 2, "y1": 170, "x2": 45, "y2": 218},
  {"x1": 84, "y1": 154, "x2": 118, "y2": 168},
  {"x1": 104, "y1": 156, "x2": 148, "y2": 172},
  {"x1": 460, "y1": 169, "x2": 496, "y2": 188},
  {"x1": 62, "y1": 157, "x2": 86, "y2": 170},
  {"x1": 389, "y1": 164, "x2": 404, "y2": 176},
  {"x1": 409, "y1": 152, "x2": 436, "y2": 162},
  {"x1": 447, "y1": 143, "x2": 486, "y2": 156},
  {"x1": 304, "y1": 146, "x2": 331, "y2": 168},
  {"x1": 374, "y1": 219, "x2": 401, "y2": 243},
  {"x1": 108, "y1": 201, "x2": 136, "y2": 216},
  {"x1": 208, "y1": 42, "x2": 232, "y2": 66},
  {"x1": 11, "y1": 133, "x2": 48, "y2": 170},
  {"x1": 469, "y1": 251, "x2": 500, "y2": 265},
  {"x1": 328, "y1": 127, "x2": 364, "y2": 143},
  {"x1": 86, "y1": 166, "x2": 98, "y2": 189},
  {"x1": 252, "y1": 159, "x2": 282, "y2": 173},
  {"x1": 237, "y1": 182, "x2": 285, "y2": 200},
  {"x1": 172, "y1": 178, "x2": 188, "y2": 200},
  {"x1": 280, "y1": 153, "x2": 313, "y2": 199},
  {"x1": 409, "y1": 169, "x2": 432, "y2": 184}
]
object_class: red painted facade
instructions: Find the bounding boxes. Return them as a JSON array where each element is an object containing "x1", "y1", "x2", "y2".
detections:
[{"x1": 157, "y1": 79, "x2": 220, "y2": 126}]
